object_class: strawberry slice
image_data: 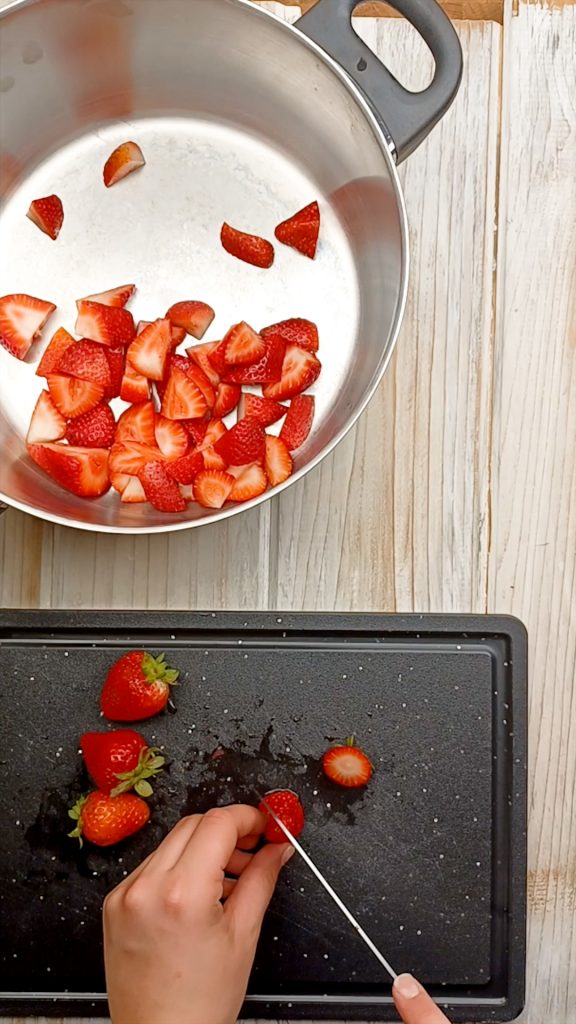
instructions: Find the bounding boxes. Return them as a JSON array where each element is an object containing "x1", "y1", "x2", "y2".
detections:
[
  {"x1": 193, "y1": 469, "x2": 235, "y2": 509},
  {"x1": 126, "y1": 318, "x2": 172, "y2": 380},
  {"x1": 261, "y1": 317, "x2": 319, "y2": 354},
  {"x1": 36, "y1": 327, "x2": 75, "y2": 377},
  {"x1": 222, "y1": 334, "x2": 285, "y2": 386},
  {"x1": 116, "y1": 401, "x2": 157, "y2": 446},
  {"x1": 138, "y1": 461, "x2": 187, "y2": 513},
  {"x1": 214, "y1": 419, "x2": 265, "y2": 467},
  {"x1": 103, "y1": 141, "x2": 145, "y2": 188},
  {"x1": 183, "y1": 419, "x2": 209, "y2": 447},
  {"x1": 47, "y1": 375, "x2": 104, "y2": 418},
  {"x1": 238, "y1": 393, "x2": 287, "y2": 427},
  {"x1": 220, "y1": 223, "x2": 274, "y2": 269},
  {"x1": 57, "y1": 339, "x2": 112, "y2": 388},
  {"x1": 65, "y1": 402, "x2": 116, "y2": 449},
  {"x1": 75, "y1": 300, "x2": 135, "y2": 348},
  {"x1": 213, "y1": 383, "x2": 241, "y2": 418},
  {"x1": 166, "y1": 450, "x2": 204, "y2": 485},
  {"x1": 26, "y1": 391, "x2": 66, "y2": 444},
  {"x1": 120, "y1": 360, "x2": 151, "y2": 403},
  {"x1": 120, "y1": 476, "x2": 147, "y2": 503},
  {"x1": 161, "y1": 367, "x2": 208, "y2": 420},
  {"x1": 27, "y1": 194, "x2": 64, "y2": 241},
  {"x1": 81, "y1": 284, "x2": 135, "y2": 308},
  {"x1": 275, "y1": 201, "x2": 320, "y2": 259},
  {"x1": 166, "y1": 300, "x2": 215, "y2": 340},
  {"x1": 279, "y1": 394, "x2": 315, "y2": 451},
  {"x1": 103, "y1": 347, "x2": 125, "y2": 400},
  {"x1": 229, "y1": 463, "x2": 268, "y2": 502},
  {"x1": 322, "y1": 739, "x2": 373, "y2": 788},
  {"x1": 187, "y1": 340, "x2": 222, "y2": 387},
  {"x1": 154, "y1": 416, "x2": 189, "y2": 460},
  {"x1": 27, "y1": 443, "x2": 110, "y2": 497},
  {"x1": 223, "y1": 322, "x2": 265, "y2": 366},
  {"x1": 262, "y1": 344, "x2": 321, "y2": 401},
  {"x1": 264, "y1": 435, "x2": 293, "y2": 487},
  {"x1": 0, "y1": 293, "x2": 56, "y2": 360},
  {"x1": 199, "y1": 419, "x2": 227, "y2": 470}
]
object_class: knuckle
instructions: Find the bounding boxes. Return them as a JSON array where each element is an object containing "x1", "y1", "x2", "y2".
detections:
[{"x1": 121, "y1": 879, "x2": 149, "y2": 916}]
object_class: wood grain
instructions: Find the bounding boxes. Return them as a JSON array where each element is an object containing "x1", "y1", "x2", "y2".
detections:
[{"x1": 277, "y1": 0, "x2": 505, "y2": 22}]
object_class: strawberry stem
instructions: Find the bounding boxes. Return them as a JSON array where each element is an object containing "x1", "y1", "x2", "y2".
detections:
[
  {"x1": 67, "y1": 794, "x2": 88, "y2": 847},
  {"x1": 345, "y1": 735, "x2": 356, "y2": 747},
  {"x1": 110, "y1": 746, "x2": 165, "y2": 798},
  {"x1": 142, "y1": 652, "x2": 179, "y2": 687}
]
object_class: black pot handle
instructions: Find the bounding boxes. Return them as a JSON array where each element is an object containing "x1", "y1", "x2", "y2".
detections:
[{"x1": 295, "y1": 0, "x2": 463, "y2": 163}]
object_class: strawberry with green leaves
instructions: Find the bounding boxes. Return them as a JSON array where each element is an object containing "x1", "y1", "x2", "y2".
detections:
[
  {"x1": 80, "y1": 729, "x2": 165, "y2": 797},
  {"x1": 101, "y1": 651, "x2": 179, "y2": 721},
  {"x1": 68, "y1": 790, "x2": 150, "y2": 847}
]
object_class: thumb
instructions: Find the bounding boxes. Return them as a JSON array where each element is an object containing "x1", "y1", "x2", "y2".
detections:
[
  {"x1": 226, "y1": 842, "x2": 294, "y2": 932},
  {"x1": 392, "y1": 974, "x2": 451, "y2": 1024}
]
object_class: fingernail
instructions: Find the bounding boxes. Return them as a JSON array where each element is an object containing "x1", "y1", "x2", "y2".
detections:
[
  {"x1": 394, "y1": 974, "x2": 421, "y2": 1000},
  {"x1": 281, "y1": 845, "x2": 295, "y2": 865}
]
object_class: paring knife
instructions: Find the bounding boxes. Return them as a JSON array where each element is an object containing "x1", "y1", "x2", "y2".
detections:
[{"x1": 258, "y1": 794, "x2": 397, "y2": 981}]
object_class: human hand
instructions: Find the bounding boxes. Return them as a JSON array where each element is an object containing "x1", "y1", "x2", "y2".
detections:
[
  {"x1": 103, "y1": 803, "x2": 293, "y2": 1024},
  {"x1": 393, "y1": 973, "x2": 452, "y2": 1023}
]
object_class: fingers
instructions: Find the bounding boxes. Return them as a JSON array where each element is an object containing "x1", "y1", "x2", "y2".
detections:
[
  {"x1": 225, "y1": 849, "x2": 253, "y2": 876},
  {"x1": 175, "y1": 805, "x2": 267, "y2": 898},
  {"x1": 226, "y1": 842, "x2": 294, "y2": 933},
  {"x1": 392, "y1": 975, "x2": 452, "y2": 1024}
]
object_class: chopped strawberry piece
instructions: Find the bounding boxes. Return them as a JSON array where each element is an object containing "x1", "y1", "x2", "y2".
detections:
[
  {"x1": 109, "y1": 440, "x2": 164, "y2": 480},
  {"x1": 27, "y1": 442, "x2": 110, "y2": 497},
  {"x1": 213, "y1": 383, "x2": 241, "y2": 418},
  {"x1": 57, "y1": 339, "x2": 112, "y2": 388},
  {"x1": 154, "y1": 416, "x2": 189, "y2": 460},
  {"x1": 166, "y1": 450, "x2": 205, "y2": 485},
  {"x1": 264, "y1": 435, "x2": 293, "y2": 487},
  {"x1": 120, "y1": 360, "x2": 151, "y2": 404},
  {"x1": 238, "y1": 393, "x2": 287, "y2": 427},
  {"x1": 66, "y1": 402, "x2": 116, "y2": 449},
  {"x1": 183, "y1": 419, "x2": 209, "y2": 447},
  {"x1": 200, "y1": 419, "x2": 227, "y2": 471},
  {"x1": 229, "y1": 463, "x2": 268, "y2": 502},
  {"x1": 214, "y1": 419, "x2": 265, "y2": 467},
  {"x1": 103, "y1": 141, "x2": 145, "y2": 188},
  {"x1": 207, "y1": 339, "x2": 228, "y2": 377},
  {"x1": 223, "y1": 322, "x2": 265, "y2": 366},
  {"x1": 36, "y1": 327, "x2": 75, "y2": 377},
  {"x1": 220, "y1": 223, "x2": 274, "y2": 269},
  {"x1": 262, "y1": 344, "x2": 321, "y2": 401},
  {"x1": 26, "y1": 391, "x2": 66, "y2": 444},
  {"x1": 75, "y1": 300, "x2": 135, "y2": 348},
  {"x1": 193, "y1": 470, "x2": 235, "y2": 509},
  {"x1": 279, "y1": 394, "x2": 315, "y2": 451},
  {"x1": 103, "y1": 347, "x2": 125, "y2": 400},
  {"x1": 222, "y1": 334, "x2": 285, "y2": 385},
  {"x1": 187, "y1": 340, "x2": 222, "y2": 387},
  {"x1": 179, "y1": 483, "x2": 194, "y2": 502},
  {"x1": 47, "y1": 374, "x2": 104, "y2": 418},
  {"x1": 161, "y1": 367, "x2": 208, "y2": 420},
  {"x1": 27, "y1": 194, "x2": 64, "y2": 241},
  {"x1": 275, "y1": 201, "x2": 320, "y2": 259},
  {"x1": 160, "y1": 355, "x2": 216, "y2": 408},
  {"x1": 126, "y1": 318, "x2": 172, "y2": 380},
  {"x1": 166, "y1": 300, "x2": 215, "y2": 340},
  {"x1": 81, "y1": 284, "x2": 135, "y2": 308},
  {"x1": 261, "y1": 317, "x2": 319, "y2": 354},
  {"x1": 116, "y1": 402, "x2": 157, "y2": 447},
  {"x1": 120, "y1": 476, "x2": 147, "y2": 503},
  {"x1": 170, "y1": 324, "x2": 187, "y2": 347},
  {"x1": 138, "y1": 461, "x2": 187, "y2": 513},
  {"x1": 0, "y1": 293, "x2": 56, "y2": 360}
]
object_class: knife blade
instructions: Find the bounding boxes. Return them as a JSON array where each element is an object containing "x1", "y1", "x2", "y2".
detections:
[{"x1": 258, "y1": 794, "x2": 397, "y2": 981}]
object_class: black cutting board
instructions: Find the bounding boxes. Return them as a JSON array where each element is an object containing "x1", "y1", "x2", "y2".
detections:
[{"x1": 0, "y1": 612, "x2": 526, "y2": 1021}]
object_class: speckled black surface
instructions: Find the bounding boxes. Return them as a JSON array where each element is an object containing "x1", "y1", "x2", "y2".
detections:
[{"x1": 0, "y1": 612, "x2": 527, "y2": 1021}]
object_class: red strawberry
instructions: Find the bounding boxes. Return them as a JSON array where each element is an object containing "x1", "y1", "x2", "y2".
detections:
[
  {"x1": 223, "y1": 322, "x2": 265, "y2": 366},
  {"x1": 139, "y1": 461, "x2": 187, "y2": 513},
  {"x1": 154, "y1": 416, "x2": 189, "y2": 460},
  {"x1": 120, "y1": 476, "x2": 147, "y2": 503},
  {"x1": 75, "y1": 300, "x2": 135, "y2": 347},
  {"x1": 214, "y1": 419, "x2": 265, "y2": 466},
  {"x1": 187, "y1": 340, "x2": 222, "y2": 387},
  {"x1": 126, "y1": 318, "x2": 172, "y2": 380},
  {"x1": 0, "y1": 293, "x2": 56, "y2": 360},
  {"x1": 322, "y1": 739, "x2": 373, "y2": 788},
  {"x1": 166, "y1": 300, "x2": 215, "y2": 340},
  {"x1": 36, "y1": 327, "x2": 75, "y2": 377},
  {"x1": 47, "y1": 375, "x2": 104, "y2": 418},
  {"x1": 116, "y1": 400, "x2": 157, "y2": 446},
  {"x1": 213, "y1": 383, "x2": 241, "y2": 418},
  {"x1": 229, "y1": 463, "x2": 268, "y2": 502},
  {"x1": 193, "y1": 469, "x2": 235, "y2": 509},
  {"x1": 81, "y1": 283, "x2": 135, "y2": 308},
  {"x1": 264, "y1": 435, "x2": 293, "y2": 487},
  {"x1": 263, "y1": 345, "x2": 321, "y2": 401},
  {"x1": 183, "y1": 418, "x2": 209, "y2": 447},
  {"x1": 258, "y1": 790, "x2": 305, "y2": 843},
  {"x1": 207, "y1": 338, "x2": 228, "y2": 377},
  {"x1": 103, "y1": 347, "x2": 125, "y2": 400},
  {"x1": 166, "y1": 450, "x2": 204, "y2": 485},
  {"x1": 109, "y1": 440, "x2": 162, "y2": 481},
  {"x1": 101, "y1": 650, "x2": 179, "y2": 721},
  {"x1": 80, "y1": 729, "x2": 165, "y2": 796},
  {"x1": 65, "y1": 403, "x2": 116, "y2": 449},
  {"x1": 26, "y1": 391, "x2": 66, "y2": 444},
  {"x1": 261, "y1": 317, "x2": 319, "y2": 354},
  {"x1": 120, "y1": 360, "x2": 151, "y2": 403},
  {"x1": 279, "y1": 394, "x2": 315, "y2": 451},
  {"x1": 57, "y1": 339, "x2": 112, "y2": 388},
  {"x1": 27, "y1": 442, "x2": 110, "y2": 497},
  {"x1": 220, "y1": 222, "x2": 274, "y2": 269},
  {"x1": 103, "y1": 141, "x2": 145, "y2": 188},
  {"x1": 238, "y1": 393, "x2": 286, "y2": 427},
  {"x1": 223, "y1": 334, "x2": 285, "y2": 386},
  {"x1": 68, "y1": 790, "x2": 150, "y2": 848},
  {"x1": 161, "y1": 367, "x2": 208, "y2": 420},
  {"x1": 27, "y1": 194, "x2": 64, "y2": 241},
  {"x1": 160, "y1": 356, "x2": 216, "y2": 408},
  {"x1": 275, "y1": 201, "x2": 320, "y2": 259}
]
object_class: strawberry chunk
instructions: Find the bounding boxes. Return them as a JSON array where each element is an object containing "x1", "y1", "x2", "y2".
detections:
[
  {"x1": 0, "y1": 293, "x2": 56, "y2": 360},
  {"x1": 66, "y1": 402, "x2": 116, "y2": 449},
  {"x1": 183, "y1": 419, "x2": 209, "y2": 447},
  {"x1": 138, "y1": 461, "x2": 187, "y2": 513},
  {"x1": 275, "y1": 201, "x2": 320, "y2": 259},
  {"x1": 75, "y1": 300, "x2": 135, "y2": 348},
  {"x1": 110, "y1": 440, "x2": 163, "y2": 480},
  {"x1": 120, "y1": 476, "x2": 147, "y2": 503},
  {"x1": 238, "y1": 393, "x2": 287, "y2": 427},
  {"x1": 187, "y1": 340, "x2": 222, "y2": 387},
  {"x1": 26, "y1": 391, "x2": 66, "y2": 444},
  {"x1": 159, "y1": 355, "x2": 216, "y2": 408},
  {"x1": 36, "y1": 327, "x2": 75, "y2": 377},
  {"x1": 161, "y1": 368, "x2": 208, "y2": 420},
  {"x1": 166, "y1": 450, "x2": 204, "y2": 485},
  {"x1": 47, "y1": 375, "x2": 104, "y2": 418},
  {"x1": 116, "y1": 401, "x2": 157, "y2": 447},
  {"x1": 26, "y1": 194, "x2": 64, "y2": 241},
  {"x1": 193, "y1": 470, "x2": 235, "y2": 509},
  {"x1": 154, "y1": 416, "x2": 189, "y2": 460},
  {"x1": 264, "y1": 435, "x2": 293, "y2": 487},
  {"x1": 120, "y1": 360, "x2": 151, "y2": 404},
  {"x1": 28, "y1": 443, "x2": 110, "y2": 497},
  {"x1": 103, "y1": 347, "x2": 125, "y2": 400},
  {"x1": 126, "y1": 318, "x2": 172, "y2": 380},
  {"x1": 103, "y1": 141, "x2": 145, "y2": 188},
  {"x1": 220, "y1": 223, "x2": 274, "y2": 269},
  {"x1": 214, "y1": 419, "x2": 265, "y2": 467},
  {"x1": 166, "y1": 300, "x2": 215, "y2": 340},
  {"x1": 222, "y1": 334, "x2": 285, "y2": 386},
  {"x1": 57, "y1": 339, "x2": 112, "y2": 388},
  {"x1": 213, "y1": 383, "x2": 241, "y2": 418},
  {"x1": 207, "y1": 339, "x2": 228, "y2": 377},
  {"x1": 199, "y1": 419, "x2": 227, "y2": 471},
  {"x1": 261, "y1": 317, "x2": 319, "y2": 354},
  {"x1": 223, "y1": 322, "x2": 265, "y2": 366},
  {"x1": 82, "y1": 284, "x2": 135, "y2": 308},
  {"x1": 279, "y1": 394, "x2": 315, "y2": 451},
  {"x1": 262, "y1": 344, "x2": 321, "y2": 401},
  {"x1": 229, "y1": 463, "x2": 268, "y2": 503}
]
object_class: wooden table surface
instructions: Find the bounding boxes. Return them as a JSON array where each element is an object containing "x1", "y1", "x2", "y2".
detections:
[{"x1": 1, "y1": 1, "x2": 574, "y2": 1023}]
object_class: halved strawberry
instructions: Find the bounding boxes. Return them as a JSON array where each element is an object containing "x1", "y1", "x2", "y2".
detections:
[
  {"x1": 57, "y1": 339, "x2": 112, "y2": 388},
  {"x1": 193, "y1": 469, "x2": 235, "y2": 509},
  {"x1": 238, "y1": 393, "x2": 287, "y2": 428},
  {"x1": 322, "y1": 739, "x2": 373, "y2": 789},
  {"x1": 75, "y1": 300, "x2": 135, "y2": 348},
  {"x1": 166, "y1": 300, "x2": 215, "y2": 340},
  {"x1": 166, "y1": 450, "x2": 204, "y2": 485},
  {"x1": 223, "y1": 322, "x2": 265, "y2": 366},
  {"x1": 66, "y1": 403, "x2": 116, "y2": 449},
  {"x1": 214, "y1": 419, "x2": 265, "y2": 467},
  {"x1": 120, "y1": 476, "x2": 147, "y2": 503},
  {"x1": 279, "y1": 394, "x2": 315, "y2": 451},
  {"x1": 36, "y1": 327, "x2": 75, "y2": 377},
  {"x1": 103, "y1": 347, "x2": 125, "y2": 400},
  {"x1": 126, "y1": 318, "x2": 172, "y2": 380},
  {"x1": 161, "y1": 368, "x2": 208, "y2": 420},
  {"x1": 138, "y1": 461, "x2": 187, "y2": 513},
  {"x1": 81, "y1": 284, "x2": 135, "y2": 308},
  {"x1": 183, "y1": 419, "x2": 209, "y2": 447},
  {"x1": 229, "y1": 463, "x2": 268, "y2": 503},
  {"x1": 26, "y1": 391, "x2": 66, "y2": 444},
  {"x1": 120, "y1": 360, "x2": 151, "y2": 403},
  {"x1": 213, "y1": 383, "x2": 241, "y2": 418},
  {"x1": 222, "y1": 334, "x2": 285, "y2": 386},
  {"x1": 0, "y1": 293, "x2": 56, "y2": 360},
  {"x1": 261, "y1": 317, "x2": 319, "y2": 354},
  {"x1": 103, "y1": 141, "x2": 145, "y2": 188},
  {"x1": 27, "y1": 194, "x2": 64, "y2": 241},
  {"x1": 264, "y1": 435, "x2": 293, "y2": 487},
  {"x1": 154, "y1": 416, "x2": 189, "y2": 460},
  {"x1": 116, "y1": 401, "x2": 157, "y2": 446},
  {"x1": 220, "y1": 223, "x2": 274, "y2": 269},
  {"x1": 47, "y1": 375, "x2": 104, "y2": 418},
  {"x1": 28, "y1": 443, "x2": 110, "y2": 497},
  {"x1": 275, "y1": 201, "x2": 320, "y2": 259},
  {"x1": 187, "y1": 340, "x2": 222, "y2": 387},
  {"x1": 262, "y1": 345, "x2": 321, "y2": 401}
]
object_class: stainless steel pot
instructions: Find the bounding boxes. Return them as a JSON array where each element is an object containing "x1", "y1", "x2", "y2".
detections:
[{"x1": 0, "y1": 0, "x2": 462, "y2": 533}]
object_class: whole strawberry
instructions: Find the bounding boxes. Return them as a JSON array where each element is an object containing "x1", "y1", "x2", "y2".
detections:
[
  {"x1": 100, "y1": 651, "x2": 179, "y2": 722},
  {"x1": 68, "y1": 790, "x2": 150, "y2": 847},
  {"x1": 258, "y1": 789, "x2": 305, "y2": 843},
  {"x1": 80, "y1": 729, "x2": 165, "y2": 796}
]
